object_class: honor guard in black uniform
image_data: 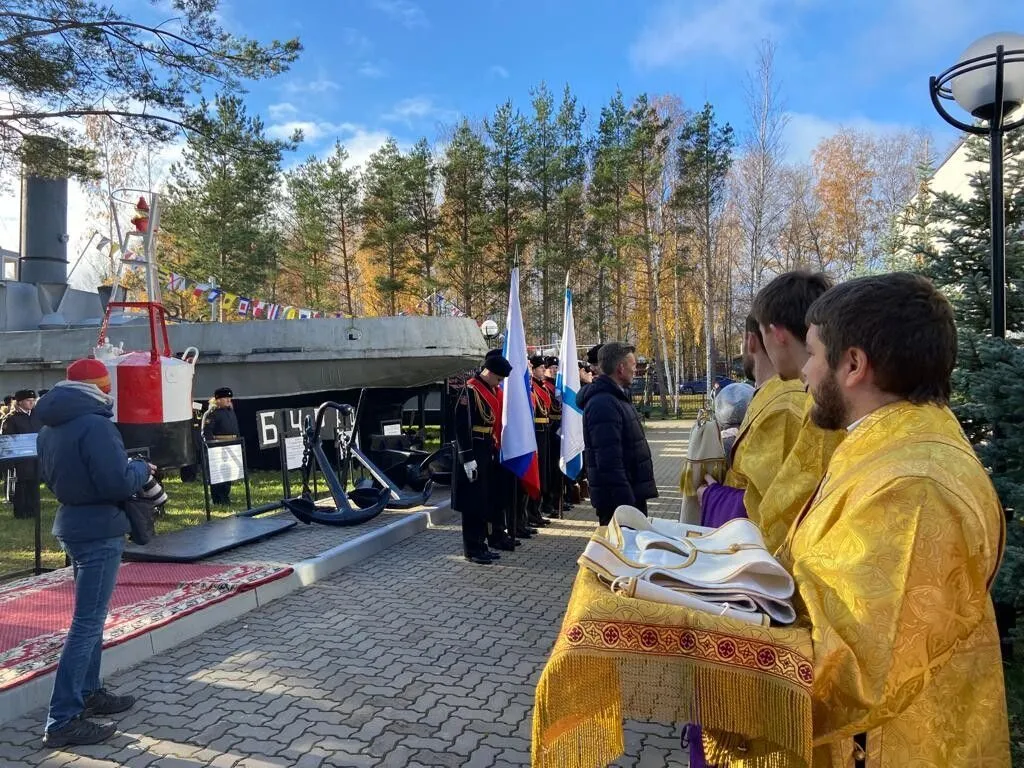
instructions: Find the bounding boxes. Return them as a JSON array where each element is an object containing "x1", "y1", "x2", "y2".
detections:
[
  {"x1": 2, "y1": 389, "x2": 40, "y2": 519},
  {"x1": 543, "y1": 357, "x2": 571, "y2": 515},
  {"x1": 527, "y1": 356, "x2": 552, "y2": 528},
  {"x1": 203, "y1": 387, "x2": 240, "y2": 505},
  {"x1": 452, "y1": 352, "x2": 513, "y2": 564}
]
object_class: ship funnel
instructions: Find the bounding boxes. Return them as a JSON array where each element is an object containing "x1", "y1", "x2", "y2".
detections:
[{"x1": 19, "y1": 136, "x2": 70, "y2": 327}]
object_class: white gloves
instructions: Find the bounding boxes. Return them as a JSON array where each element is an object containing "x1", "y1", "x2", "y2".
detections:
[{"x1": 463, "y1": 460, "x2": 479, "y2": 482}]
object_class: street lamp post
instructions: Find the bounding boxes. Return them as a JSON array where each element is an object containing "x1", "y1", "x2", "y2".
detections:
[{"x1": 930, "y1": 32, "x2": 1024, "y2": 338}]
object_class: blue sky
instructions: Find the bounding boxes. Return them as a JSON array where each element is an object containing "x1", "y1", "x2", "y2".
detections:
[
  {"x1": 233, "y1": 0, "x2": 1024, "y2": 167},
  {"x1": 2, "y1": 0, "x2": 1024, "y2": 271}
]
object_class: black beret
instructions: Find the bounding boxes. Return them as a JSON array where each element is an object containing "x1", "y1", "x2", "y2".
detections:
[
  {"x1": 214, "y1": 387, "x2": 233, "y2": 399},
  {"x1": 529, "y1": 354, "x2": 545, "y2": 368},
  {"x1": 485, "y1": 347, "x2": 504, "y2": 359},
  {"x1": 14, "y1": 389, "x2": 36, "y2": 401},
  {"x1": 586, "y1": 344, "x2": 603, "y2": 366},
  {"x1": 544, "y1": 356, "x2": 559, "y2": 368},
  {"x1": 483, "y1": 355, "x2": 513, "y2": 377}
]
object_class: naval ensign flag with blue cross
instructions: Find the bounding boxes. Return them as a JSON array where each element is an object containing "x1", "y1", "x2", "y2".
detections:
[{"x1": 556, "y1": 281, "x2": 584, "y2": 480}]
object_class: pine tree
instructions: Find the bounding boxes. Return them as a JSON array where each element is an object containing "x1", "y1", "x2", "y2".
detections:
[
  {"x1": 161, "y1": 93, "x2": 294, "y2": 301},
  {"x1": 920, "y1": 130, "x2": 1024, "y2": 616},
  {"x1": 624, "y1": 94, "x2": 672, "y2": 411},
  {"x1": 674, "y1": 102, "x2": 735, "y2": 395},
  {"x1": 322, "y1": 143, "x2": 362, "y2": 317},
  {"x1": 553, "y1": 85, "x2": 587, "y2": 325},
  {"x1": 404, "y1": 138, "x2": 442, "y2": 309},
  {"x1": 0, "y1": 0, "x2": 299, "y2": 178},
  {"x1": 361, "y1": 138, "x2": 413, "y2": 316},
  {"x1": 524, "y1": 83, "x2": 561, "y2": 342},
  {"x1": 439, "y1": 120, "x2": 492, "y2": 318},
  {"x1": 284, "y1": 155, "x2": 335, "y2": 310},
  {"x1": 485, "y1": 100, "x2": 529, "y2": 310},
  {"x1": 588, "y1": 90, "x2": 632, "y2": 340}
]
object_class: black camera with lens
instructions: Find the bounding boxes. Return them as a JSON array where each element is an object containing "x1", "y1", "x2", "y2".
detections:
[{"x1": 137, "y1": 476, "x2": 167, "y2": 507}]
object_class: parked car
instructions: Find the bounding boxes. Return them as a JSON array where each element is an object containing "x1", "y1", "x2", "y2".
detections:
[
  {"x1": 630, "y1": 376, "x2": 664, "y2": 397},
  {"x1": 678, "y1": 376, "x2": 734, "y2": 395}
]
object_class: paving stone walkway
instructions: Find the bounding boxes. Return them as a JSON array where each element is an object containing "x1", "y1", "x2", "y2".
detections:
[{"x1": 0, "y1": 421, "x2": 692, "y2": 768}]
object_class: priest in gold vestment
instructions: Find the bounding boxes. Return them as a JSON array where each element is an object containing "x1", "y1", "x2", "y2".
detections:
[
  {"x1": 783, "y1": 273, "x2": 1009, "y2": 767},
  {"x1": 723, "y1": 316, "x2": 806, "y2": 514},
  {"x1": 701, "y1": 273, "x2": 844, "y2": 554}
]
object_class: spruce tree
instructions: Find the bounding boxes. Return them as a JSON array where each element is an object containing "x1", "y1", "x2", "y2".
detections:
[{"x1": 920, "y1": 130, "x2": 1024, "y2": 615}]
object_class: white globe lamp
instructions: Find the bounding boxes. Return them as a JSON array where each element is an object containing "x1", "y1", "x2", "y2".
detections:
[
  {"x1": 950, "y1": 32, "x2": 1024, "y2": 120},
  {"x1": 480, "y1": 319, "x2": 499, "y2": 339}
]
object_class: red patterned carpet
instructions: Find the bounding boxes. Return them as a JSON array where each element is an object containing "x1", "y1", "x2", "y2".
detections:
[{"x1": 0, "y1": 562, "x2": 291, "y2": 691}]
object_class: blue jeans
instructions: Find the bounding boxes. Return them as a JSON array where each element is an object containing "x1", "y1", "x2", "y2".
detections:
[{"x1": 46, "y1": 536, "x2": 124, "y2": 732}]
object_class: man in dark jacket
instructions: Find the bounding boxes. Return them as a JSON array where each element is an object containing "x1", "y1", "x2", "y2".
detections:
[
  {"x1": 35, "y1": 358, "x2": 151, "y2": 747},
  {"x1": 1, "y1": 389, "x2": 40, "y2": 519},
  {"x1": 578, "y1": 342, "x2": 658, "y2": 525},
  {"x1": 203, "y1": 387, "x2": 240, "y2": 505}
]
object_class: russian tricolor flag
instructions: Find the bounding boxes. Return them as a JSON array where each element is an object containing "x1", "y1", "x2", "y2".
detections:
[{"x1": 499, "y1": 267, "x2": 541, "y2": 500}]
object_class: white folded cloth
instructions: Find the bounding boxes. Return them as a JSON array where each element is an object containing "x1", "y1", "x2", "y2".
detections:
[{"x1": 579, "y1": 505, "x2": 797, "y2": 625}]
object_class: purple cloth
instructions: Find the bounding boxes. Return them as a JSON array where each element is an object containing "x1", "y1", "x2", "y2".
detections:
[
  {"x1": 686, "y1": 723, "x2": 708, "y2": 767},
  {"x1": 699, "y1": 483, "x2": 747, "y2": 528}
]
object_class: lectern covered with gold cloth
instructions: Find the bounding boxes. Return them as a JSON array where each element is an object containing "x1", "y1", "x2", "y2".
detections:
[{"x1": 532, "y1": 528, "x2": 816, "y2": 768}]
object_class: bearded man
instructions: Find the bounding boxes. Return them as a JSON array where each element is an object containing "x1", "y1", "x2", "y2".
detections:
[{"x1": 782, "y1": 273, "x2": 1008, "y2": 766}]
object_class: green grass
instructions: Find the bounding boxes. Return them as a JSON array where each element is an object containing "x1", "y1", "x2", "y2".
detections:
[
  {"x1": 0, "y1": 430, "x2": 443, "y2": 579},
  {"x1": 0, "y1": 470, "x2": 292, "y2": 578}
]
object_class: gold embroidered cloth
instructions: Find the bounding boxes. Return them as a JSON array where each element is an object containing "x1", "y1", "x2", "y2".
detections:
[
  {"x1": 725, "y1": 376, "x2": 806, "y2": 519},
  {"x1": 532, "y1": 567, "x2": 815, "y2": 768},
  {"x1": 751, "y1": 395, "x2": 845, "y2": 554}
]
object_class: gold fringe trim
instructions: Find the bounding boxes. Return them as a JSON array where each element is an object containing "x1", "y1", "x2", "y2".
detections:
[
  {"x1": 680, "y1": 458, "x2": 728, "y2": 495},
  {"x1": 532, "y1": 649, "x2": 811, "y2": 768}
]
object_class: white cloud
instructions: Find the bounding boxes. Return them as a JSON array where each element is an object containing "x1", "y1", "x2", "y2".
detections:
[
  {"x1": 342, "y1": 28, "x2": 374, "y2": 57},
  {"x1": 342, "y1": 127, "x2": 398, "y2": 170},
  {"x1": 370, "y1": 0, "x2": 429, "y2": 28},
  {"x1": 279, "y1": 124, "x2": 400, "y2": 173},
  {"x1": 268, "y1": 102, "x2": 299, "y2": 121},
  {"x1": 267, "y1": 117, "x2": 398, "y2": 169},
  {"x1": 848, "y1": 0, "x2": 1008, "y2": 85},
  {"x1": 357, "y1": 62, "x2": 387, "y2": 78},
  {"x1": 281, "y1": 77, "x2": 340, "y2": 96},
  {"x1": 489, "y1": 64, "x2": 510, "y2": 79},
  {"x1": 267, "y1": 120, "x2": 357, "y2": 143},
  {"x1": 383, "y1": 96, "x2": 459, "y2": 126},
  {"x1": 631, "y1": 0, "x2": 798, "y2": 68},
  {"x1": 783, "y1": 112, "x2": 915, "y2": 163}
]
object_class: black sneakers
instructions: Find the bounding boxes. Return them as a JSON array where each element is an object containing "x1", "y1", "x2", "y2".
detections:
[
  {"x1": 84, "y1": 688, "x2": 136, "y2": 716},
  {"x1": 43, "y1": 715, "x2": 116, "y2": 747}
]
